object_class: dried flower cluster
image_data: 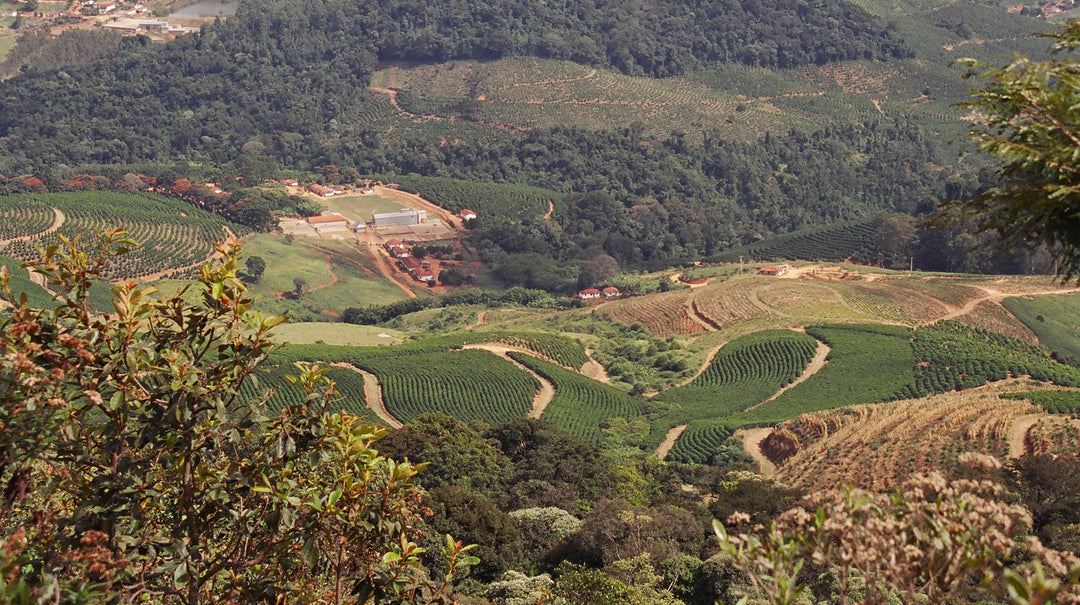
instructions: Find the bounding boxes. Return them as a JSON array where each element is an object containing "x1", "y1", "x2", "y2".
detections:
[{"x1": 716, "y1": 460, "x2": 1080, "y2": 604}]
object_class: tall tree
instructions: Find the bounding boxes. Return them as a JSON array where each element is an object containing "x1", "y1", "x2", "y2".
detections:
[{"x1": 944, "y1": 22, "x2": 1080, "y2": 279}]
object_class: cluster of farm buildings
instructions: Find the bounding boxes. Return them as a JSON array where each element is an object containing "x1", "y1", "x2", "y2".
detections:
[
  {"x1": 576, "y1": 286, "x2": 621, "y2": 300},
  {"x1": 383, "y1": 240, "x2": 435, "y2": 282},
  {"x1": 302, "y1": 208, "x2": 435, "y2": 234}
]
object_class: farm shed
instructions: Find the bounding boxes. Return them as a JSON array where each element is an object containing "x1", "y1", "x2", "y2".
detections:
[
  {"x1": 306, "y1": 214, "x2": 349, "y2": 233},
  {"x1": 372, "y1": 209, "x2": 426, "y2": 227},
  {"x1": 759, "y1": 264, "x2": 790, "y2": 276}
]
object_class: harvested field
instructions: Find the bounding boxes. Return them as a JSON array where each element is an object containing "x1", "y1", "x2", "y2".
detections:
[
  {"x1": 769, "y1": 380, "x2": 1041, "y2": 492},
  {"x1": 602, "y1": 289, "x2": 707, "y2": 337}
]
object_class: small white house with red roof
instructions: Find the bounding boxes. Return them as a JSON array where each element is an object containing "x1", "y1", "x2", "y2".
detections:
[
  {"x1": 460, "y1": 209, "x2": 477, "y2": 221},
  {"x1": 602, "y1": 286, "x2": 620, "y2": 298},
  {"x1": 577, "y1": 288, "x2": 601, "y2": 300}
]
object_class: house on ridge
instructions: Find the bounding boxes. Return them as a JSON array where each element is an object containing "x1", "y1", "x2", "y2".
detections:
[
  {"x1": 759, "y1": 264, "x2": 790, "y2": 276},
  {"x1": 602, "y1": 286, "x2": 620, "y2": 298},
  {"x1": 577, "y1": 288, "x2": 601, "y2": 300},
  {"x1": 459, "y1": 209, "x2": 477, "y2": 221}
]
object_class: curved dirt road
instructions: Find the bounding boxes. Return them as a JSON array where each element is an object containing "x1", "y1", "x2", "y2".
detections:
[
  {"x1": 1009, "y1": 414, "x2": 1042, "y2": 459},
  {"x1": 934, "y1": 286, "x2": 1080, "y2": 324},
  {"x1": 581, "y1": 348, "x2": 612, "y2": 384},
  {"x1": 735, "y1": 427, "x2": 777, "y2": 477},
  {"x1": 331, "y1": 363, "x2": 403, "y2": 428},
  {"x1": 461, "y1": 344, "x2": 556, "y2": 418},
  {"x1": 654, "y1": 424, "x2": 687, "y2": 459},
  {"x1": 0, "y1": 208, "x2": 65, "y2": 249}
]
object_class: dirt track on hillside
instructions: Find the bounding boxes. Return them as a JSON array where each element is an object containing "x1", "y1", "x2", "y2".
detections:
[
  {"x1": 736, "y1": 427, "x2": 776, "y2": 477},
  {"x1": 332, "y1": 363, "x2": 403, "y2": 428},
  {"x1": 462, "y1": 344, "x2": 555, "y2": 418},
  {"x1": 654, "y1": 425, "x2": 687, "y2": 459}
]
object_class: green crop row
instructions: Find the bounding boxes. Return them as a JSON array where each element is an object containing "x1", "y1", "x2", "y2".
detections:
[
  {"x1": 1002, "y1": 390, "x2": 1080, "y2": 415},
  {"x1": 729, "y1": 324, "x2": 916, "y2": 426},
  {"x1": 666, "y1": 421, "x2": 736, "y2": 465},
  {"x1": 0, "y1": 192, "x2": 244, "y2": 280},
  {"x1": 238, "y1": 362, "x2": 378, "y2": 423},
  {"x1": 907, "y1": 322, "x2": 1080, "y2": 397},
  {"x1": 650, "y1": 330, "x2": 818, "y2": 439},
  {"x1": 508, "y1": 352, "x2": 643, "y2": 444},
  {"x1": 712, "y1": 218, "x2": 879, "y2": 263}
]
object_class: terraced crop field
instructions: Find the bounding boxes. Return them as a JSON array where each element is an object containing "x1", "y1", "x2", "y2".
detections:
[
  {"x1": 356, "y1": 349, "x2": 539, "y2": 425},
  {"x1": 0, "y1": 192, "x2": 240, "y2": 280},
  {"x1": 509, "y1": 352, "x2": 644, "y2": 444},
  {"x1": 380, "y1": 58, "x2": 839, "y2": 143},
  {"x1": 238, "y1": 362, "x2": 379, "y2": 424},
  {"x1": 772, "y1": 384, "x2": 1038, "y2": 491},
  {"x1": 651, "y1": 330, "x2": 818, "y2": 441},
  {"x1": 601, "y1": 289, "x2": 708, "y2": 337},
  {"x1": 667, "y1": 421, "x2": 737, "y2": 465},
  {"x1": 690, "y1": 278, "x2": 858, "y2": 328},
  {"x1": 712, "y1": 218, "x2": 880, "y2": 264},
  {"x1": 829, "y1": 280, "x2": 948, "y2": 324}
]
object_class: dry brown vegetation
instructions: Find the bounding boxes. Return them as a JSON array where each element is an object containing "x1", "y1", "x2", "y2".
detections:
[
  {"x1": 601, "y1": 289, "x2": 708, "y2": 337},
  {"x1": 765, "y1": 380, "x2": 1044, "y2": 492}
]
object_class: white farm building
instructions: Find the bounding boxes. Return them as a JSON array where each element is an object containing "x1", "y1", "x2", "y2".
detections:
[{"x1": 372, "y1": 209, "x2": 426, "y2": 227}]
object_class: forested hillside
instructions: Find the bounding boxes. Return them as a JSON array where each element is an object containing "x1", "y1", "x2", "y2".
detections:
[{"x1": 0, "y1": 0, "x2": 907, "y2": 170}]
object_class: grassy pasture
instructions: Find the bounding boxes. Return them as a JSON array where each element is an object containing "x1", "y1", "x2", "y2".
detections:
[
  {"x1": 271, "y1": 322, "x2": 404, "y2": 346},
  {"x1": 1002, "y1": 293, "x2": 1080, "y2": 364},
  {"x1": 240, "y1": 234, "x2": 412, "y2": 321},
  {"x1": 315, "y1": 193, "x2": 408, "y2": 223},
  {"x1": 0, "y1": 37, "x2": 16, "y2": 64}
]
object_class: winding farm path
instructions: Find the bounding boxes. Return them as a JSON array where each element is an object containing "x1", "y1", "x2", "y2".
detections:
[
  {"x1": 1009, "y1": 413, "x2": 1042, "y2": 459},
  {"x1": 0, "y1": 207, "x2": 65, "y2": 249},
  {"x1": 735, "y1": 427, "x2": 777, "y2": 478},
  {"x1": 332, "y1": 363, "x2": 403, "y2": 428},
  {"x1": 746, "y1": 338, "x2": 831, "y2": 411},
  {"x1": 462, "y1": 344, "x2": 555, "y2": 418},
  {"x1": 581, "y1": 348, "x2": 612, "y2": 384},
  {"x1": 367, "y1": 246, "x2": 417, "y2": 299},
  {"x1": 932, "y1": 285, "x2": 1080, "y2": 324},
  {"x1": 654, "y1": 424, "x2": 687, "y2": 459}
]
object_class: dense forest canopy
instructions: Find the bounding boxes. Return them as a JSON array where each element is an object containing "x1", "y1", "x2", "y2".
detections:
[{"x1": 0, "y1": 0, "x2": 909, "y2": 172}]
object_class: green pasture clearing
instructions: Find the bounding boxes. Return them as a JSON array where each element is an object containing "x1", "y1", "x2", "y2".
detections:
[
  {"x1": 510, "y1": 352, "x2": 644, "y2": 444},
  {"x1": 1003, "y1": 293, "x2": 1080, "y2": 365},
  {"x1": 0, "y1": 37, "x2": 16, "y2": 63},
  {"x1": 240, "y1": 234, "x2": 411, "y2": 320},
  {"x1": 315, "y1": 193, "x2": 407, "y2": 223},
  {"x1": 271, "y1": 322, "x2": 404, "y2": 346}
]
